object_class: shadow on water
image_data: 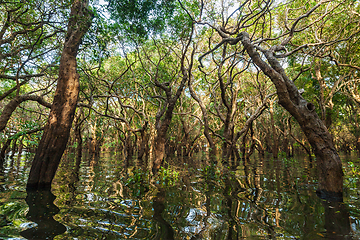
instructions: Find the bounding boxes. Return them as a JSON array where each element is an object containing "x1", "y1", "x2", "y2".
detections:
[{"x1": 20, "y1": 190, "x2": 66, "y2": 240}]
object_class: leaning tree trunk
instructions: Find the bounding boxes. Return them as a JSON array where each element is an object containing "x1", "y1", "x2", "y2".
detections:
[
  {"x1": 240, "y1": 32, "x2": 343, "y2": 199},
  {"x1": 27, "y1": 0, "x2": 92, "y2": 190}
]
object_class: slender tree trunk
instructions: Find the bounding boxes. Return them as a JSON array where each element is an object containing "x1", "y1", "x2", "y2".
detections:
[
  {"x1": 26, "y1": 0, "x2": 92, "y2": 190},
  {"x1": 188, "y1": 78, "x2": 217, "y2": 160},
  {"x1": 10, "y1": 138, "x2": 17, "y2": 158},
  {"x1": 151, "y1": 44, "x2": 193, "y2": 173},
  {"x1": 74, "y1": 109, "x2": 83, "y2": 167},
  {"x1": 270, "y1": 100, "x2": 278, "y2": 159},
  {"x1": 0, "y1": 138, "x2": 11, "y2": 165},
  {"x1": 137, "y1": 122, "x2": 149, "y2": 167},
  {"x1": 241, "y1": 32, "x2": 343, "y2": 198}
]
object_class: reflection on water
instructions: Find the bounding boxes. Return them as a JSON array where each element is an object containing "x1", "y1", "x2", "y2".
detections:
[
  {"x1": 20, "y1": 190, "x2": 66, "y2": 240},
  {"x1": 0, "y1": 152, "x2": 359, "y2": 239},
  {"x1": 323, "y1": 200, "x2": 352, "y2": 239},
  {"x1": 153, "y1": 186, "x2": 174, "y2": 240}
]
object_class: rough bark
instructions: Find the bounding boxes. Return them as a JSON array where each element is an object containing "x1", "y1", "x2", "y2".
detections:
[
  {"x1": 240, "y1": 32, "x2": 343, "y2": 198},
  {"x1": 26, "y1": 0, "x2": 92, "y2": 190}
]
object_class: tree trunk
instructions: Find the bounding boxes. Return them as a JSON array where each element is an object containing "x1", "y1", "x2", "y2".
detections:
[
  {"x1": 152, "y1": 121, "x2": 170, "y2": 174},
  {"x1": 137, "y1": 122, "x2": 149, "y2": 167},
  {"x1": 26, "y1": 0, "x2": 92, "y2": 190},
  {"x1": 150, "y1": 27, "x2": 194, "y2": 174},
  {"x1": 270, "y1": 100, "x2": 278, "y2": 159},
  {"x1": 241, "y1": 32, "x2": 343, "y2": 199},
  {"x1": 74, "y1": 109, "x2": 83, "y2": 167},
  {"x1": 188, "y1": 77, "x2": 217, "y2": 160},
  {"x1": 0, "y1": 138, "x2": 11, "y2": 165}
]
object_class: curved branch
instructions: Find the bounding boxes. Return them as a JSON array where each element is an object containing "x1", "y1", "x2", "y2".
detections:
[{"x1": 0, "y1": 95, "x2": 52, "y2": 132}]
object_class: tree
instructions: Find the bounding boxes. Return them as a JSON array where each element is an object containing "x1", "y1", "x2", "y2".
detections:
[
  {"x1": 26, "y1": 0, "x2": 93, "y2": 190},
  {"x1": 198, "y1": 0, "x2": 349, "y2": 199}
]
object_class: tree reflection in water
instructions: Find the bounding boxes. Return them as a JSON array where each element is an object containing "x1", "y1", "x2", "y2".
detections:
[
  {"x1": 152, "y1": 186, "x2": 174, "y2": 240},
  {"x1": 20, "y1": 190, "x2": 66, "y2": 240},
  {"x1": 0, "y1": 153, "x2": 358, "y2": 239},
  {"x1": 323, "y1": 200, "x2": 352, "y2": 239}
]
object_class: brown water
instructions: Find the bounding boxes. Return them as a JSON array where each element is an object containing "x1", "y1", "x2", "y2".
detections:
[{"x1": 1, "y1": 151, "x2": 360, "y2": 239}]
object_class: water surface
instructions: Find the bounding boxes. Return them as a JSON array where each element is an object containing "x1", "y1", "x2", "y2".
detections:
[{"x1": 1, "y1": 152, "x2": 360, "y2": 239}]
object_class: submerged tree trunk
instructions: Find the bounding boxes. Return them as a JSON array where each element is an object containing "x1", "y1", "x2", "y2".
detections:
[
  {"x1": 269, "y1": 100, "x2": 278, "y2": 159},
  {"x1": 240, "y1": 32, "x2": 343, "y2": 199},
  {"x1": 26, "y1": 0, "x2": 92, "y2": 190}
]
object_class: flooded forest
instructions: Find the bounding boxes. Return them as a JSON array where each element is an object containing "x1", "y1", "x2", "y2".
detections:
[{"x1": 1, "y1": 0, "x2": 360, "y2": 239}]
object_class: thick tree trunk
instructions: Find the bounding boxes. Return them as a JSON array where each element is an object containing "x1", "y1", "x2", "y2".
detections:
[
  {"x1": 26, "y1": 0, "x2": 92, "y2": 190},
  {"x1": 241, "y1": 32, "x2": 343, "y2": 199}
]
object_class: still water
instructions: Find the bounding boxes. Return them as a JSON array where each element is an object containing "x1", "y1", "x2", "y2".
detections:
[{"x1": 1, "y1": 151, "x2": 360, "y2": 239}]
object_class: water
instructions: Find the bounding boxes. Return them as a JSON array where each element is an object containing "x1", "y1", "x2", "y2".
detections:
[{"x1": 1, "y1": 151, "x2": 360, "y2": 239}]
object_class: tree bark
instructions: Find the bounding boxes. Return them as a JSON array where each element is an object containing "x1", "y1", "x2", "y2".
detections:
[
  {"x1": 74, "y1": 109, "x2": 83, "y2": 167},
  {"x1": 26, "y1": 0, "x2": 92, "y2": 190},
  {"x1": 137, "y1": 122, "x2": 149, "y2": 167},
  {"x1": 240, "y1": 32, "x2": 343, "y2": 199}
]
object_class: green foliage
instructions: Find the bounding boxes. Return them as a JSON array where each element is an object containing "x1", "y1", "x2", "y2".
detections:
[
  {"x1": 347, "y1": 161, "x2": 360, "y2": 176},
  {"x1": 157, "y1": 166, "x2": 180, "y2": 186},
  {"x1": 124, "y1": 169, "x2": 150, "y2": 198},
  {"x1": 0, "y1": 199, "x2": 28, "y2": 237},
  {"x1": 107, "y1": 0, "x2": 178, "y2": 40}
]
